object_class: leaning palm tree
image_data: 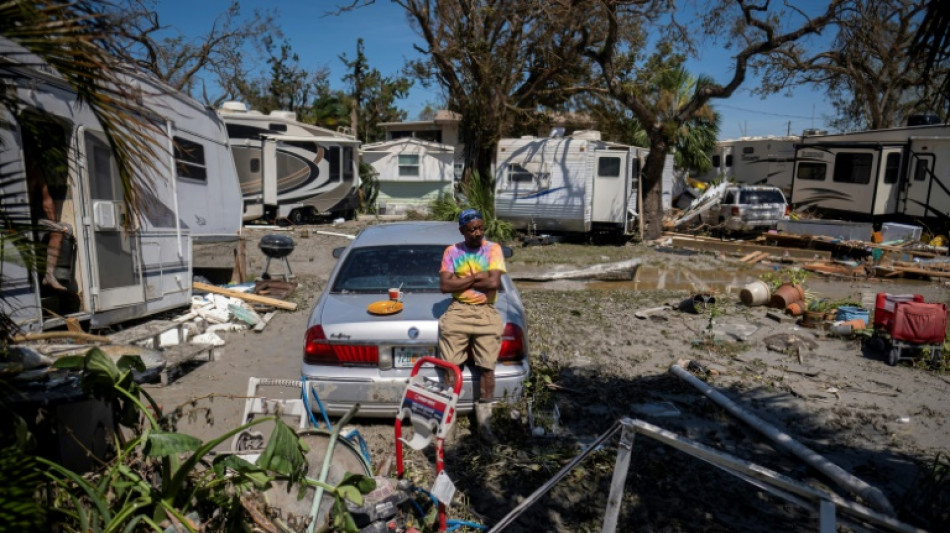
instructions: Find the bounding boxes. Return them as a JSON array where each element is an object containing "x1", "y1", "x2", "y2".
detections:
[
  {"x1": 632, "y1": 66, "x2": 721, "y2": 174},
  {"x1": 1, "y1": 1, "x2": 165, "y2": 342}
]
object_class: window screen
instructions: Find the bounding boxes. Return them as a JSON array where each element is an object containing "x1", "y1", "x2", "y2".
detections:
[
  {"x1": 833, "y1": 153, "x2": 873, "y2": 184},
  {"x1": 597, "y1": 157, "x2": 621, "y2": 177},
  {"x1": 883, "y1": 153, "x2": 901, "y2": 184},
  {"x1": 796, "y1": 162, "x2": 826, "y2": 181},
  {"x1": 398, "y1": 154, "x2": 420, "y2": 177},
  {"x1": 174, "y1": 137, "x2": 207, "y2": 182},
  {"x1": 914, "y1": 159, "x2": 929, "y2": 181}
]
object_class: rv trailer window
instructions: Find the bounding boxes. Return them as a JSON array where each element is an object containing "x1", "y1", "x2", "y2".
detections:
[
  {"x1": 508, "y1": 164, "x2": 534, "y2": 183},
  {"x1": 327, "y1": 147, "x2": 341, "y2": 182},
  {"x1": 742, "y1": 147, "x2": 754, "y2": 154},
  {"x1": 597, "y1": 157, "x2": 621, "y2": 177},
  {"x1": 725, "y1": 154, "x2": 733, "y2": 167},
  {"x1": 343, "y1": 147, "x2": 355, "y2": 182},
  {"x1": 796, "y1": 162, "x2": 826, "y2": 180},
  {"x1": 914, "y1": 159, "x2": 929, "y2": 181},
  {"x1": 398, "y1": 154, "x2": 420, "y2": 177},
  {"x1": 712, "y1": 155, "x2": 721, "y2": 168},
  {"x1": 173, "y1": 137, "x2": 207, "y2": 182},
  {"x1": 883, "y1": 153, "x2": 901, "y2": 184},
  {"x1": 268, "y1": 123, "x2": 288, "y2": 132},
  {"x1": 832, "y1": 153, "x2": 872, "y2": 184}
]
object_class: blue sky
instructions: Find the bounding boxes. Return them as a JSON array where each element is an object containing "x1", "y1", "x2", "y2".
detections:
[{"x1": 155, "y1": 0, "x2": 836, "y2": 140}]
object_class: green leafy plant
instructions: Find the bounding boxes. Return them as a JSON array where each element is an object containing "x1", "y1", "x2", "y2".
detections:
[
  {"x1": 28, "y1": 348, "x2": 375, "y2": 532},
  {"x1": 428, "y1": 171, "x2": 515, "y2": 242},
  {"x1": 758, "y1": 268, "x2": 810, "y2": 291}
]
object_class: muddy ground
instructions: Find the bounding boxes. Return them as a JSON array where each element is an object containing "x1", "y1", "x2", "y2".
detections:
[{"x1": 148, "y1": 219, "x2": 950, "y2": 532}]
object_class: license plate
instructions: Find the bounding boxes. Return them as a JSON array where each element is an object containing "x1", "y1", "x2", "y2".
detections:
[{"x1": 393, "y1": 346, "x2": 436, "y2": 368}]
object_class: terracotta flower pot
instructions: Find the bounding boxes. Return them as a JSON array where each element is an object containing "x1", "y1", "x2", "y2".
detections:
[
  {"x1": 770, "y1": 283, "x2": 805, "y2": 309},
  {"x1": 785, "y1": 300, "x2": 806, "y2": 316}
]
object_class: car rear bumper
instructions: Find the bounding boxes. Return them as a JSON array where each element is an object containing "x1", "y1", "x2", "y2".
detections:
[{"x1": 300, "y1": 360, "x2": 530, "y2": 418}]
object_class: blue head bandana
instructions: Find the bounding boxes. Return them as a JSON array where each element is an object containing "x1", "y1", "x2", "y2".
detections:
[{"x1": 458, "y1": 209, "x2": 483, "y2": 228}]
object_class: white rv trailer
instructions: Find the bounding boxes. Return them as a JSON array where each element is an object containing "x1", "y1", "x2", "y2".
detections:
[
  {"x1": 695, "y1": 136, "x2": 799, "y2": 192},
  {"x1": 1, "y1": 38, "x2": 243, "y2": 331},
  {"x1": 789, "y1": 123, "x2": 950, "y2": 222},
  {"x1": 217, "y1": 103, "x2": 361, "y2": 224},
  {"x1": 495, "y1": 130, "x2": 669, "y2": 235}
]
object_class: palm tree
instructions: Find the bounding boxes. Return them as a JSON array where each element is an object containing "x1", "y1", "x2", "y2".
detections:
[
  {"x1": 1, "y1": 1, "x2": 164, "y2": 341},
  {"x1": 631, "y1": 66, "x2": 721, "y2": 174}
]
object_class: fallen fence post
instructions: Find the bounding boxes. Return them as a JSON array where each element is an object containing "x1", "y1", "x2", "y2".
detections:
[
  {"x1": 601, "y1": 419, "x2": 636, "y2": 533},
  {"x1": 669, "y1": 362, "x2": 895, "y2": 516}
]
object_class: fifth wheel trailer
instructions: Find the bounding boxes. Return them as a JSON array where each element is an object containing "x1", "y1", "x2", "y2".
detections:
[
  {"x1": 789, "y1": 123, "x2": 950, "y2": 224},
  {"x1": 218, "y1": 102, "x2": 361, "y2": 224}
]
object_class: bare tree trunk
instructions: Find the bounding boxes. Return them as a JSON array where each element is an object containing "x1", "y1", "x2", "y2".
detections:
[{"x1": 641, "y1": 141, "x2": 669, "y2": 241}]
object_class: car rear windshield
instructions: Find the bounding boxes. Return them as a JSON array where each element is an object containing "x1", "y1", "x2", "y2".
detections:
[
  {"x1": 331, "y1": 245, "x2": 448, "y2": 293},
  {"x1": 739, "y1": 189, "x2": 786, "y2": 205}
]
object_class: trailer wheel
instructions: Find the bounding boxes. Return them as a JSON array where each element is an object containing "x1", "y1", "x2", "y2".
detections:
[
  {"x1": 288, "y1": 209, "x2": 305, "y2": 226},
  {"x1": 887, "y1": 346, "x2": 900, "y2": 366},
  {"x1": 866, "y1": 335, "x2": 887, "y2": 354}
]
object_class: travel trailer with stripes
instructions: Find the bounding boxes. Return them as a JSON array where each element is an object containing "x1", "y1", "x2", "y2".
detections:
[
  {"x1": 1, "y1": 38, "x2": 243, "y2": 331},
  {"x1": 696, "y1": 136, "x2": 799, "y2": 192},
  {"x1": 218, "y1": 103, "x2": 361, "y2": 224},
  {"x1": 789, "y1": 122, "x2": 950, "y2": 223},
  {"x1": 494, "y1": 131, "x2": 671, "y2": 236}
]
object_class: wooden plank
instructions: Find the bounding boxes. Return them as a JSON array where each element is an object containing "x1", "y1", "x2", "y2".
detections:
[
  {"x1": 253, "y1": 312, "x2": 277, "y2": 332},
  {"x1": 669, "y1": 237, "x2": 831, "y2": 261},
  {"x1": 738, "y1": 251, "x2": 761, "y2": 263},
  {"x1": 193, "y1": 281, "x2": 297, "y2": 311}
]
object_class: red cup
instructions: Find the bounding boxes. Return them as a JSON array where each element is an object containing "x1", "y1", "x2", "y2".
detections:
[{"x1": 388, "y1": 288, "x2": 401, "y2": 301}]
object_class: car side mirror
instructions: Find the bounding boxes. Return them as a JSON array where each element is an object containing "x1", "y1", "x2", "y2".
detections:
[
  {"x1": 332, "y1": 246, "x2": 346, "y2": 259},
  {"x1": 502, "y1": 246, "x2": 513, "y2": 259}
]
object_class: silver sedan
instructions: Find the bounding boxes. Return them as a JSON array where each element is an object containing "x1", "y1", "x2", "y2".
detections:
[{"x1": 301, "y1": 221, "x2": 530, "y2": 417}]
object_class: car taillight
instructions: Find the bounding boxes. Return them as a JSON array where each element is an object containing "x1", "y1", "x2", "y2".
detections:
[
  {"x1": 731, "y1": 206, "x2": 740, "y2": 216},
  {"x1": 304, "y1": 325, "x2": 379, "y2": 365},
  {"x1": 499, "y1": 323, "x2": 526, "y2": 362}
]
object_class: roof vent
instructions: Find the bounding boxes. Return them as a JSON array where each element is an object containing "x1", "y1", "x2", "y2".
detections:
[
  {"x1": 802, "y1": 128, "x2": 827, "y2": 136},
  {"x1": 571, "y1": 130, "x2": 601, "y2": 141},
  {"x1": 269, "y1": 110, "x2": 297, "y2": 122},
  {"x1": 219, "y1": 101, "x2": 247, "y2": 113},
  {"x1": 550, "y1": 127, "x2": 565, "y2": 137}
]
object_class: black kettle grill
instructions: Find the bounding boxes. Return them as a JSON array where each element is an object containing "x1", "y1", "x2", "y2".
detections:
[{"x1": 259, "y1": 234, "x2": 295, "y2": 280}]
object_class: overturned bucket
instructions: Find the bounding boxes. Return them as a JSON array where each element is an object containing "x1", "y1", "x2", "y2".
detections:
[{"x1": 739, "y1": 280, "x2": 770, "y2": 306}]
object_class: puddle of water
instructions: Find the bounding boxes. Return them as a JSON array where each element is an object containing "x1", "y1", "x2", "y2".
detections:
[{"x1": 519, "y1": 265, "x2": 945, "y2": 304}]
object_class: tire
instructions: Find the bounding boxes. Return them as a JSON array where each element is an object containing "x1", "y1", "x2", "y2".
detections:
[
  {"x1": 288, "y1": 209, "x2": 304, "y2": 225},
  {"x1": 887, "y1": 346, "x2": 900, "y2": 366},
  {"x1": 867, "y1": 335, "x2": 887, "y2": 354}
]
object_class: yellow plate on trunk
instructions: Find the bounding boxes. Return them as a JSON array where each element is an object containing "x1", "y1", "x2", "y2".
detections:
[{"x1": 367, "y1": 300, "x2": 403, "y2": 315}]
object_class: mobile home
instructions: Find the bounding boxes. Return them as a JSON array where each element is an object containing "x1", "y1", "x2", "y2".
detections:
[
  {"x1": 1, "y1": 38, "x2": 243, "y2": 331},
  {"x1": 696, "y1": 136, "x2": 799, "y2": 191},
  {"x1": 218, "y1": 103, "x2": 361, "y2": 224},
  {"x1": 494, "y1": 131, "x2": 661, "y2": 235},
  {"x1": 789, "y1": 123, "x2": 950, "y2": 222}
]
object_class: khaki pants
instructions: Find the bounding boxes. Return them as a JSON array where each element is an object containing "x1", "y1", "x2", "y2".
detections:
[{"x1": 438, "y1": 300, "x2": 503, "y2": 369}]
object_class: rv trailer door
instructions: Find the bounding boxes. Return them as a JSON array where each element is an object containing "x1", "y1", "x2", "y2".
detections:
[
  {"x1": 80, "y1": 130, "x2": 144, "y2": 311},
  {"x1": 592, "y1": 151, "x2": 627, "y2": 225},
  {"x1": 903, "y1": 138, "x2": 950, "y2": 219}
]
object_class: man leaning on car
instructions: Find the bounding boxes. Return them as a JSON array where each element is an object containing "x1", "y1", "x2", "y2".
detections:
[{"x1": 438, "y1": 209, "x2": 506, "y2": 441}]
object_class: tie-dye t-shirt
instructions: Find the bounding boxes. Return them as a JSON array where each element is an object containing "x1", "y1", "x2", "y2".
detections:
[{"x1": 440, "y1": 240, "x2": 506, "y2": 304}]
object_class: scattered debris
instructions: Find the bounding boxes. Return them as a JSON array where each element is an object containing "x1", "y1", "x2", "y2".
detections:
[
  {"x1": 194, "y1": 281, "x2": 297, "y2": 311},
  {"x1": 763, "y1": 333, "x2": 819, "y2": 358}
]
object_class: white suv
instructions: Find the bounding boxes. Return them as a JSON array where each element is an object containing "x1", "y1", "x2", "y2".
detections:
[{"x1": 702, "y1": 185, "x2": 789, "y2": 234}]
